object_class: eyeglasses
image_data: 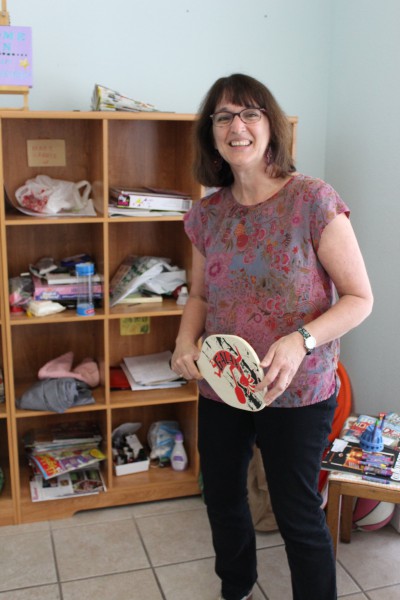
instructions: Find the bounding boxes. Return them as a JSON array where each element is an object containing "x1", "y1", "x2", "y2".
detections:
[{"x1": 210, "y1": 108, "x2": 266, "y2": 127}]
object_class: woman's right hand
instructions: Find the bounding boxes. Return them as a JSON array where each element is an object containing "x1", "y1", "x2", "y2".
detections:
[{"x1": 171, "y1": 341, "x2": 203, "y2": 381}]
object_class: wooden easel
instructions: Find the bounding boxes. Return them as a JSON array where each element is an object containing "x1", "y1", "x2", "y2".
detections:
[
  {"x1": 0, "y1": 0, "x2": 30, "y2": 110},
  {"x1": 0, "y1": 0, "x2": 9, "y2": 24}
]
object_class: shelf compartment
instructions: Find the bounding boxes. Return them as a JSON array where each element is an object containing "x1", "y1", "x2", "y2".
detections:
[
  {"x1": 10, "y1": 319, "x2": 106, "y2": 392},
  {"x1": 108, "y1": 313, "x2": 182, "y2": 367},
  {"x1": 108, "y1": 119, "x2": 198, "y2": 198},
  {"x1": 110, "y1": 400, "x2": 199, "y2": 484},
  {"x1": 107, "y1": 220, "x2": 192, "y2": 292},
  {"x1": 15, "y1": 410, "x2": 110, "y2": 510},
  {"x1": 1, "y1": 117, "x2": 105, "y2": 218},
  {"x1": 6, "y1": 222, "x2": 105, "y2": 291}
]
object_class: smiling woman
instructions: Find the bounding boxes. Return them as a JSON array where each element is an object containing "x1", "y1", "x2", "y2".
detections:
[{"x1": 171, "y1": 73, "x2": 373, "y2": 600}]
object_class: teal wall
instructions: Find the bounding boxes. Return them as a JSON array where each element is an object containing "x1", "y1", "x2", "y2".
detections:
[
  {"x1": 326, "y1": 1, "x2": 400, "y2": 412},
  {"x1": 6, "y1": 0, "x2": 400, "y2": 412}
]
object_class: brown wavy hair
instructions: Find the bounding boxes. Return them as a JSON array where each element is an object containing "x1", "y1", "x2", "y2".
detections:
[{"x1": 193, "y1": 73, "x2": 296, "y2": 187}]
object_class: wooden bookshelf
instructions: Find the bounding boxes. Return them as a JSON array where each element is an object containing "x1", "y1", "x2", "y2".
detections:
[{"x1": 0, "y1": 110, "x2": 298, "y2": 524}]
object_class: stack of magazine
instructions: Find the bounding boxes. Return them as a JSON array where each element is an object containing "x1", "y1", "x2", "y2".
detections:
[
  {"x1": 24, "y1": 422, "x2": 107, "y2": 502},
  {"x1": 121, "y1": 350, "x2": 185, "y2": 391},
  {"x1": 91, "y1": 84, "x2": 158, "y2": 112},
  {"x1": 109, "y1": 255, "x2": 186, "y2": 307},
  {"x1": 109, "y1": 186, "x2": 192, "y2": 217},
  {"x1": 321, "y1": 412, "x2": 400, "y2": 490}
]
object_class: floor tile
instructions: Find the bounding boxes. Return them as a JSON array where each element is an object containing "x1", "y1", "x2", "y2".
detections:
[
  {"x1": 337, "y1": 527, "x2": 400, "y2": 590},
  {"x1": 0, "y1": 531, "x2": 57, "y2": 592},
  {"x1": 0, "y1": 521, "x2": 50, "y2": 537},
  {"x1": 155, "y1": 557, "x2": 219, "y2": 600},
  {"x1": 156, "y1": 558, "x2": 265, "y2": 600},
  {"x1": 50, "y1": 505, "x2": 134, "y2": 529},
  {"x1": 256, "y1": 545, "x2": 292, "y2": 600},
  {"x1": 255, "y1": 545, "x2": 362, "y2": 600},
  {"x1": 0, "y1": 585, "x2": 61, "y2": 599},
  {"x1": 255, "y1": 529, "x2": 284, "y2": 549},
  {"x1": 61, "y1": 570, "x2": 163, "y2": 600},
  {"x1": 136, "y1": 508, "x2": 214, "y2": 566},
  {"x1": 336, "y1": 561, "x2": 361, "y2": 596},
  {"x1": 52, "y1": 519, "x2": 149, "y2": 581},
  {"x1": 130, "y1": 495, "x2": 205, "y2": 518},
  {"x1": 368, "y1": 585, "x2": 400, "y2": 599}
]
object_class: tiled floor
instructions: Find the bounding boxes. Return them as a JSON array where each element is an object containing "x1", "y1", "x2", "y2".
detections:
[{"x1": 0, "y1": 496, "x2": 399, "y2": 599}]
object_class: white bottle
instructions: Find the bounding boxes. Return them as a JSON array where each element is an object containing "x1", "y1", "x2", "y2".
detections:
[
  {"x1": 176, "y1": 285, "x2": 189, "y2": 306},
  {"x1": 170, "y1": 432, "x2": 188, "y2": 471}
]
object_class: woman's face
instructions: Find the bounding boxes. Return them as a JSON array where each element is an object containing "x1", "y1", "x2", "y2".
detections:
[{"x1": 212, "y1": 98, "x2": 271, "y2": 173}]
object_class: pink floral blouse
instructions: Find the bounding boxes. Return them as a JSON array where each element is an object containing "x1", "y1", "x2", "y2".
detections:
[{"x1": 184, "y1": 174, "x2": 350, "y2": 407}]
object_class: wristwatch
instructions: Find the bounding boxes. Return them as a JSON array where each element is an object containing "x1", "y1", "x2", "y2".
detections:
[{"x1": 297, "y1": 327, "x2": 316, "y2": 355}]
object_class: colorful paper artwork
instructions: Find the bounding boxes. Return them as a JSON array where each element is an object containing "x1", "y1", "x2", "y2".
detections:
[{"x1": 0, "y1": 26, "x2": 32, "y2": 86}]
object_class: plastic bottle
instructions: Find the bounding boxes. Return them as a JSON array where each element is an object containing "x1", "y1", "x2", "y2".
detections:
[
  {"x1": 170, "y1": 432, "x2": 188, "y2": 471},
  {"x1": 176, "y1": 285, "x2": 189, "y2": 306},
  {"x1": 76, "y1": 262, "x2": 95, "y2": 316}
]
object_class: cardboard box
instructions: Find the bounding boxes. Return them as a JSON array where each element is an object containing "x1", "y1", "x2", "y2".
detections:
[{"x1": 113, "y1": 459, "x2": 150, "y2": 476}]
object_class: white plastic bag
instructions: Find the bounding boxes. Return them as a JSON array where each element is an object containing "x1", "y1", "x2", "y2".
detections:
[
  {"x1": 147, "y1": 421, "x2": 180, "y2": 460},
  {"x1": 15, "y1": 175, "x2": 91, "y2": 215}
]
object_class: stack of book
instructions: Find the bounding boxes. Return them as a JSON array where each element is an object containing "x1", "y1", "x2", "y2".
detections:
[
  {"x1": 32, "y1": 271, "x2": 103, "y2": 306},
  {"x1": 121, "y1": 350, "x2": 185, "y2": 391},
  {"x1": 24, "y1": 422, "x2": 107, "y2": 502},
  {"x1": 109, "y1": 187, "x2": 192, "y2": 217}
]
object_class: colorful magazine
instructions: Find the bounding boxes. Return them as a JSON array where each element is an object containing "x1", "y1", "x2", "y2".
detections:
[
  {"x1": 30, "y1": 467, "x2": 106, "y2": 502},
  {"x1": 322, "y1": 438, "x2": 400, "y2": 484},
  {"x1": 342, "y1": 413, "x2": 400, "y2": 450},
  {"x1": 30, "y1": 446, "x2": 106, "y2": 480}
]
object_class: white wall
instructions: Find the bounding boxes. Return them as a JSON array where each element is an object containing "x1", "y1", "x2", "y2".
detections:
[
  {"x1": 8, "y1": 0, "x2": 331, "y2": 177},
  {"x1": 327, "y1": 0, "x2": 400, "y2": 413},
  {"x1": 5, "y1": 1, "x2": 399, "y2": 414}
]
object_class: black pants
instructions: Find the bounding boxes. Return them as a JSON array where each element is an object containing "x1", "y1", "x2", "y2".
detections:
[{"x1": 198, "y1": 393, "x2": 337, "y2": 600}]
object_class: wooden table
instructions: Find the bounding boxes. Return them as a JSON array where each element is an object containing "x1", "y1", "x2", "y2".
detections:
[{"x1": 326, "y1": 473, "x2": 400, "y2": 557}]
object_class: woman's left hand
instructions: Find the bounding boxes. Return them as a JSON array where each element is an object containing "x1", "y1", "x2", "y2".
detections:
[{"x1": 254, "y1": 331, "x2": 307, "y2": 403}]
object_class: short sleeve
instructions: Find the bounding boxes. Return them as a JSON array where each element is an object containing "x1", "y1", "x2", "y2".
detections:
[
  {"x1": 183, "y1": 198, "x2": 208, "y2": 256},
  {"x1": 309, "y1": 181, "x2": 350, "y2": 253}
]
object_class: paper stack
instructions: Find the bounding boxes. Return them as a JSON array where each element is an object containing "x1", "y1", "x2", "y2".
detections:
[
  {"x1": 108, "y1": 186, "x2": 192, "y2": 217},
  {"x1": 121, "y1": 350, "x2": 185, "y2": 391}
]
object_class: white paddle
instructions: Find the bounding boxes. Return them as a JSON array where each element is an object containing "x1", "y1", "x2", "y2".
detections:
[{"x1": 197, "y1": 334, "x2": 270, "y2": 411}]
